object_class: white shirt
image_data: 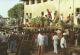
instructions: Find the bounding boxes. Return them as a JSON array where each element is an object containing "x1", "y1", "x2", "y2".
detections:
[
  {"x1": 65, "y1": 29, "x2": 69, "y2": 35},
  {"x1": 60, "y1": 15, "x2": 63, "y2": 21},
  {"x1": 0, "y1": 35, "x2": 7, "y2": 43},
  {"x1": 52, "y1": 35, "x2": 59, "y2": 44},
  {"x1": 37, "y1": 33, "x2": 44, "y2": 45},
  {"x1": 56, "y1": 30, "x2": 61, "y2": 34},
  {"x1": 77, "y1": 14, "x2": 80, "y2": 19},
  {"x1": 60, "y1": 37, "x2": 66, "y2": 48}
]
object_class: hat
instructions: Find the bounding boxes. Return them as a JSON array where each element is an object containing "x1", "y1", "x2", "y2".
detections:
[
  {"x1": 63, "y1": 33, "x2": 67, "y2": 35},
  {"x1": 56, "y1": 30, "x2": 61, "y2": 33}
]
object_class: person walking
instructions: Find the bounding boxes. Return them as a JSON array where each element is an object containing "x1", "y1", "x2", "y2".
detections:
[{"x1": 52, "y1": 32, "x2": 59, "y2": 54}]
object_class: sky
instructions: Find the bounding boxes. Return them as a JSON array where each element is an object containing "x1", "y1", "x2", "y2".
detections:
[{"x1": 0, "y1": 0, "x2": 22, "y2": 17}]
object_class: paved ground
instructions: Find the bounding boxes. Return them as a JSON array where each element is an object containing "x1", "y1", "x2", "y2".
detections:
[
  {"x1": 32, "y1": 51, "x2": 63, "y2": 55},
  {"x1": 9, "y1": 51, "x2": 63, "y2": 55},
  {"x1": 9, "y1": 53, "x2": 15, "y2": 55},
  {"x1": 8, "y1": 46, "x2": 80, "y2": 55},
  {"x1": 9, "y1": 53, "x2": 61, "y2": 55}
]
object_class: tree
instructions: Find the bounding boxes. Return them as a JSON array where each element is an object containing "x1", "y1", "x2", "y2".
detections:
[
  {"x1": 0, "y1": 15, "x2": 5, "y2": 27},
  {"x1": 8, "y1": 3, "x2": 24, "y2": 19},
  {"x1": 8, "y1": 3, "x2": 24, "y2": 26},
  {"x1": 30, "y1": 17, "x2": 49, "y2": 27}
]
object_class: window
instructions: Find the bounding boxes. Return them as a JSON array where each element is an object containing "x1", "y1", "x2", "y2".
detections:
[
  {"x1": 30, "y1": 13, "x2": 32, "y2": 18},
  {"x1": 26, "y1": 13, "x2": 28, "y2": 16},
  {"x1": 41, "y1": 12, "x2": 44, "y2": 16},
  {"x1": 26, "y1": 13, "x2": 29, "y2": 19},
  {"x1": 76, "y1": 8, "x2": 80, "y2": 16},
  {"x1": 43, "y1": 0, "x2": 47, "y2": 2},
  {"x1": 26, "y1": 0, "x2": 29, "y2": 5},
  {"x1": 37, "y1": 0, "x2": 41, "y2": 3},
  {"x1": 26, "y1": 19, "x2": 28, "y2": 22},
  {"x1": 31, "y1": 0, "x2": 35, "y2": 4}
]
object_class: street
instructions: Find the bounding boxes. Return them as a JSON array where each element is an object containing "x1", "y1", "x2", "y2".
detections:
[
  {"x1": 9, "y1": 53, "x2": 15, "y2": 55},
  {"x1": 8, "y1": 46, "x2": 80, "y2": 55},
  {"x1": 9, "y1": 51, "x2": 63, "y2": 55}
]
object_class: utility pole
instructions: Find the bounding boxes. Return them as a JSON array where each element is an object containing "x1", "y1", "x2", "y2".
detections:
[
  {"x1": 73, "y1": 0, "x2": 74, "y2": 30},
  {"x1": 58, "y1": 0, "x2": 60, "y2": 13}
]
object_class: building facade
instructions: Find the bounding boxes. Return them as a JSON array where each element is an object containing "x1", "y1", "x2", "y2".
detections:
[{"x1": 21, "y1": 0, "x2": 80, "y2": 25}]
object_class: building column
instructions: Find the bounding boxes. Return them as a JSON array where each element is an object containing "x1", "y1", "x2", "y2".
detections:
[
  {"x1": 41, "y1": 0, "x2": 43, "y2": 3},
  {"x1": 23, "y1": 2, "x2": 26, "y2": 25},
  {"x1": 35, "y1": 0, "x2": 37, "y2": 4},
  {"x1": 29, "y1": 0, "x2": 32, "y2": 5},
  {"x1": 47, "y1": 0, "x2": 50, "y2": 1}
]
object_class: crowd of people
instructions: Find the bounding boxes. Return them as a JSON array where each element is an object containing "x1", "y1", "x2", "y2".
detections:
[
  {"x1": 0, "y1": 28, "x2": 80, "y2": 55},
  {"x1": 36, "y1": 28, "x2": 80, "y2": 55},
  {"x1": 0, "y1": 31, "x2": 9, "y2": 55},
  {"x1": 36, "y1": 29, "x2": 67, "y2": 55}
]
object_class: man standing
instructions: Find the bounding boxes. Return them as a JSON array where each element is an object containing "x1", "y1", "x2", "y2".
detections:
[
  {"x1": 44, "y1": 33, "x2": 48, "y2": 52},
  {"x1": 0, "y1": 32, "x2": 8, "y2": 55},
  {"x1": 37, "y1": 32, "x2": 44, "y2": 55},
  {"x1": 60, "y1": 33, "x2": 67, "y2": 48},
  {"x1": 52, "y1": 32, "x2": 59, "y2": 54},
  {"x1": 77, "y1": 13, "x2": 80, "y2": 24},
  {"x1": 47, "y1": 9, "x2": 52, "y2": 23},
  {"x1": 47, "y1": 9, "x2": 52, "y2": 19},
  {"x1": 9, "y1": 32, "x2": 18, "y2": 53},
  {"x1": 60, "y1": 33, "x2": 67, "y2": 55}
]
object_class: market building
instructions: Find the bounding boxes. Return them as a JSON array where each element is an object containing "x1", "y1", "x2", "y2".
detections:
[{"x1": 21, "y1": 0, "x2": 80, "y2": 26}]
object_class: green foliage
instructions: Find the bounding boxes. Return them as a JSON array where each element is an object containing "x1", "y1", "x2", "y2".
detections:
[
  {"x1": 31, "y1": 17, "x2": 49, "y2": 27},
  {"x1": 8, "y1": 3, "x2": 24, "y2": 19},
  {"x1": 31, "y1": 17, "x2": 41, "y2": 24},
  {"x1": 10, "y1": 18, "x2": 17, "y2": 26}
]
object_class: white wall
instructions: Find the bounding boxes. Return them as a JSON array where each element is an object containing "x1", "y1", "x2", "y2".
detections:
[{"x1": 24, "y1": 0, "x2": 80, "y2": 25}]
